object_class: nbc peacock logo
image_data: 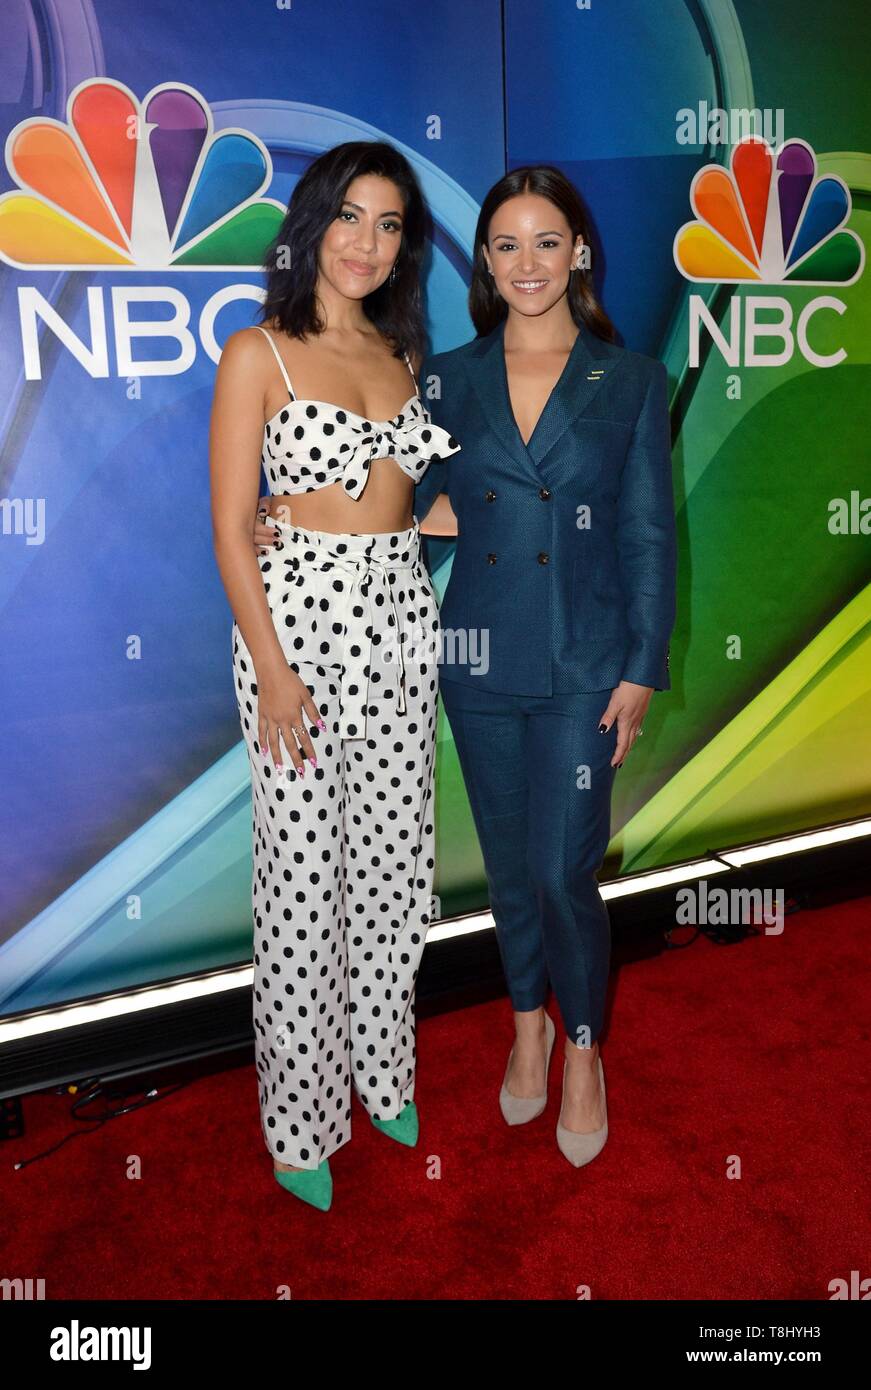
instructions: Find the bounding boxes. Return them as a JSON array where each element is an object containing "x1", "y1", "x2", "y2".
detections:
[
  {"x1": 0, "y1": 78, "x2": 285, "y2": 271},
  {"x1": 673, "y1": 136, "x2": 864, "y2": 286}
]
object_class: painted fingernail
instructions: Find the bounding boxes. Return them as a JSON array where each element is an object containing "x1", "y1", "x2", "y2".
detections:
[
  {"x1": 317, "y1": 718, "x2": 327, "y2": 730},
  {"x1": 598, "y1": 723, "x2": 608, "y2": 733},
  {"x1": 298, "y1": 764, "x2": 305, "y2": 778},
  {"x1": 617, "y1": 761, "x2": 623, "y2": 768},
  {"x1": 261, "y1": 747, "x2": 269, "y2": 760},
  {"x1": 309, "y1": 756, "x2": 317, "y2": 769}
]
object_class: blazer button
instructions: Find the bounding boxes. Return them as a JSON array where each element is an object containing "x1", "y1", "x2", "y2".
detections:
[
  {"x1": 484, "y1": 489, "x2": 496, "y2": 502},
  {"x1": 538, "y1": 487, "x2": 551, "y2": 500},
  {"x1": 487, "y1": 553, "x2": 497, "y2": 563},
  {"x1": 537, "y1": 552, "x2": 549, "y2": 564}
]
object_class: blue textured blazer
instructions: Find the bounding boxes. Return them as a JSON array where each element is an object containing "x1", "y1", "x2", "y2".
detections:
[{"x1": 412, "y1": 317, "x2": 677, "y2": 694}]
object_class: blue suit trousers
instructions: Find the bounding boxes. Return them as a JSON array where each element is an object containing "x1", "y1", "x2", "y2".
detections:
[{"x1": 439, "y1": 675, "x2": 619, "y2": 1044}]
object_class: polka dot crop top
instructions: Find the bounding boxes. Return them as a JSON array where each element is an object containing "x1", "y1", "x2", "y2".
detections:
[{"x1": 256, "y1": 326, "x2": 461, "y2": 498}]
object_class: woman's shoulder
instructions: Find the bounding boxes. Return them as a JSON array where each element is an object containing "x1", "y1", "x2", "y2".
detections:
[
  {"x1": 419, "y1": 335, "x2": 479, "y2": 381},
  {"x1": 223, "y1": 321, "x2": 283, "y2": 359},
  {"x1": 216, "y1": 324, "x2": 276, "y2": 374},
  {"x1": 605, "y1": 337, "x2": 667, "y2": 384}
]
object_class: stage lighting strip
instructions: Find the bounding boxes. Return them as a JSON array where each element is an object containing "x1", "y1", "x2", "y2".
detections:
[{"x1": 1, "y1": 816, "x2": 868, "y2": 1045}]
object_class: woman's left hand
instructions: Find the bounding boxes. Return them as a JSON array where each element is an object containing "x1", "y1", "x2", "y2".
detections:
[{"x1": 598, "y1": 680, "x2": 654, "y2": 768}]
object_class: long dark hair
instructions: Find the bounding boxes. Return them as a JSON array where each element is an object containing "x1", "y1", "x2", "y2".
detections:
[
  {"x1": 469, "y1": 165, "x2": 617, "y2": 342},
  {"x1": 258, "y1": 141, "x2": 429, "y2": 361}
]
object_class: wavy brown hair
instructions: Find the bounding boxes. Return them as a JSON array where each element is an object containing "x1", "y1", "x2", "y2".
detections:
[
  {"x1": 258, "y1": 141, "x2": 429, "y2": 363},
  {"x1": 469, "y1": 165, "x2": 617, "y2": 342}
]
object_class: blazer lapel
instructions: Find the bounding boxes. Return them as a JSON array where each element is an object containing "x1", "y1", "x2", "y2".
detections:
[{"x1": 464, "y1": 316, "x2": 622, "y2": 482}]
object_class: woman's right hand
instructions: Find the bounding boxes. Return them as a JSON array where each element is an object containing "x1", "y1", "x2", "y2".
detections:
[
  {"x1": 254, "y1": 496, "x2": 283, "y2": 554},
  {"x1": 257, "y1": 656, "x2": 326, "y2": 777}
]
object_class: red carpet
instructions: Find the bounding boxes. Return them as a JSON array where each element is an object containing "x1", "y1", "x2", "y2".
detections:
[{"x1": 5, "y1": 894, "x2": 869, "y2": 1300}]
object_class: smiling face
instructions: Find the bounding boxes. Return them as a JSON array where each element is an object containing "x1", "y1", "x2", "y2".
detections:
[
  {"x1": 483, "y1": 192, "x2": 584, "y2": 316},
  {"x1": 317, "y1": 173, "x2": 406, "y2": 300}
]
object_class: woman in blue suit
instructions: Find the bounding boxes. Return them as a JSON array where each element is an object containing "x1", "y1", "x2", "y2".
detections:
[
  {"x1": 411, "y1": 165, "x2": 676, "y2": 1167},
  {"x1": 254, "y1": 164, "x2": 676, "y2": 1168}
]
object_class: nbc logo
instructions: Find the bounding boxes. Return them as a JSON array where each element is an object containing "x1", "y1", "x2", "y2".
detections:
[
  {"x1": 0, "y1": 77, "x2": 284, "y2": 269},
  {"x1": 673, "y1": 137, "x2": 864, "y2": 369},
  {"x1": 0, "y1": 78, "x2": 286, "y2": 382}
]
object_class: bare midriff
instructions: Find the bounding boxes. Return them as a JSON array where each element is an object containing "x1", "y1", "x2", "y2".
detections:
[{"x1": 265, "y1": 456, "x2": 415, "y2": 535}]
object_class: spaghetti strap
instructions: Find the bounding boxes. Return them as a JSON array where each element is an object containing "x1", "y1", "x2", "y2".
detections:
[
  {"x1": 403, "y1": 350, "x2": 419, "y2": 394},
  {"x1": 255, "y1": 325, "x2": 296, "y2": 401}
]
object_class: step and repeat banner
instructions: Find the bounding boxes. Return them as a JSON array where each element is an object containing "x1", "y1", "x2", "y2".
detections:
[{"x1": 1, "y1": 0, "x2": 868, "y2": 1012}]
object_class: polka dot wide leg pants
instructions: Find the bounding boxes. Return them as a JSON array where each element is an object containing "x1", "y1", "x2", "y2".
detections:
[{"x1": 231, "y1": 517, "x2": 440, "y2": 1170}]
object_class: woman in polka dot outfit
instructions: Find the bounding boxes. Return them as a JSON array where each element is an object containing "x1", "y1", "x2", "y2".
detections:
[{"x1": 210, "y1": 142, "x2": 459, "y2": 1211}]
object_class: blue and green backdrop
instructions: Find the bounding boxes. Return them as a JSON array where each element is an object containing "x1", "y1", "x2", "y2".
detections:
[{"x1": 0, "y1": 0, "x2": 867, "y2": 1011}]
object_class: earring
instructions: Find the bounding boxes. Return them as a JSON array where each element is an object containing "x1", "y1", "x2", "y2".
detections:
[{"x1": 389, "y1": 263, "x2": 397, "y2": 285}]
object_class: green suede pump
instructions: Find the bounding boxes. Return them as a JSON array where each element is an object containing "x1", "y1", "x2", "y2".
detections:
[
  {"x1": 273, "y1": 1158, "x2": 332, "y2": 1210},
  {"x1": 370, "y1": 1100, "x2": 419, "y2": 1147}
]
